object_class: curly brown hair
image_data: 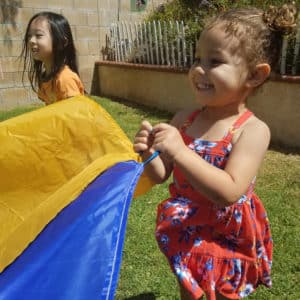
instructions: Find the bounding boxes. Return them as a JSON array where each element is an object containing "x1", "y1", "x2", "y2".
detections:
[{"x1": 205, "y1": 2, "x2": 298, "y2": 73}]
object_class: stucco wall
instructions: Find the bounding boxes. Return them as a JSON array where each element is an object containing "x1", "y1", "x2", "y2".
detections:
[
  {"x1": 247, "y1": 79, "x2": 300, "y2": 148},
  {"x1": 95, "y1": 61, "x2": 300, "y2": 149},
  {"x1": 0, "y1": 0, "x2": 165, "y2": 110},
  {"x1": 96, "y1": 62, "x2": 194, "y2": 112}
]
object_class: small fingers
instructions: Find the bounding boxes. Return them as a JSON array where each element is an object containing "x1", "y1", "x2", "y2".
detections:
[
  {"x1": 135, "y1": 120, "x2": 153, "y2": 139},
  {"x1": 133, "y1": 120, "x2": 154, "y2": 153},
  {"x1": 152, "y1": 122, "x2": 171, "y2": 132},
  {"x1": 141, "y1": 120, "x2": 153, "y2": 132},
  {"x1": 133, "y1": 142, "x2": 149, "y2": 153}
]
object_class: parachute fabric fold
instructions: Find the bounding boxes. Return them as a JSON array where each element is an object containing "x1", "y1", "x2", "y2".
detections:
[
  {"x1": 0, "y1": 161, "x2": 143, "y2": 300},
  {"x1": 0, "y1": 95, "x2": 152, "y2": 273}
]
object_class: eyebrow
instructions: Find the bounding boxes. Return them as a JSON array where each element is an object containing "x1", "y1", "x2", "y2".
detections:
[
  {"x1": 29, "y1": 28, "x2": 46, "y2": 33},
  {"x1": 196, "y1": 49, "x2": 226, "y2": 58}
]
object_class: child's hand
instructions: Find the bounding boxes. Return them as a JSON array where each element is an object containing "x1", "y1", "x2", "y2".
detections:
[
  {"x1": 152, "y1": 123, "x2": 186, "y2": 161},
  {"x1": 133, "y1": 120, "x2": 154, "y2": 153}
]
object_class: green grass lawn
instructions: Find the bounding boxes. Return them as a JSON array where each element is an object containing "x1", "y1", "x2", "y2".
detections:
[{"x1": 1, "y1": 96, "x2": 299, "y2": 300}]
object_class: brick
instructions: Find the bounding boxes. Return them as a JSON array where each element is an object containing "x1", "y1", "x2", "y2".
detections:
[
  {"x1": 1, "y1": 57, "x2": 22, "y2": 73},
  {"x1": 120, "y1": 1, "x2": 131, "y2": 11},
  {"x1": 88, "y1": 40, "x2": 101, "y2": 56},
  {"x1": 14, "y1": 71, "x2": 28, "y2": 87},
  {"x1": 0, "y1": 72, "x2": 16, "y2": 88},
  {"x1": 73, "y1": 0, "x2": 98, "y2": 10},
  {"x1": 48, "y1": 0, "x2": 73, "y2": 9},
  {"x1": 15, "y1": 7, "x2": 34, "y2": 26},
  {"x1": 62, "y1": 11, "x2": 88, "y2": 26},
  {"x1": 87, "y1": 13, "x2": 99, "y2": 26},
  {"x1": 0, "y1": 40, "x2": 22, "y2": 57},
  {"x1": 22, "y1": 0, "x2": 45, "y2": 8},
  {"x1": 79, "y1": 67, "x2": 94, "y2": 92},
  {"x1": 76, "y1": 40, "x2": 90, "y2": 56},
  {"x1": 75, "y1": 26, "x2": 100, "y2": 40},
  {"x1": 99, "y1": 9, "x2": 117, "y2": 27},
  {"x1": 82, "y1": 55, "x2": 99, "y2": 67},
  {"x1": 0, "y1": 87, "x2": 31, "y2": 110}
]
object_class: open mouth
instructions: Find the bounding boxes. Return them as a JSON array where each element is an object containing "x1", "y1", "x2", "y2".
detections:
[
  {"x1": 31, "y1": 48, "x2": 39, "y2": 54},
  {"x1": 196, "y1": 82, "x2": 213, "y2": 91}
]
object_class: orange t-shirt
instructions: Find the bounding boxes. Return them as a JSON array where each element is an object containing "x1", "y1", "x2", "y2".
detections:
[{"x1": 38, "y1": 65, "x2": 84, "y2": 105}]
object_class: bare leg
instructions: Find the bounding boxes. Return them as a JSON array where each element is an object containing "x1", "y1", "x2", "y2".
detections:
[
  {"x1": 179, "y1": 284, "x2": 204, "y2": 300},
  {"x1": 216, "y1": 291, "x2": 231, "y2": 300},
  {"x1": 179, "y1": 282, "x2": 229, "y2": 300}
]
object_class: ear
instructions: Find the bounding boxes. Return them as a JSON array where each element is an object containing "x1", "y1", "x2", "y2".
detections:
[
  {"x1": 64, "y1": 37, "x2": 68, "y2": 48},
  {"x1": 246, "y1": 63, "x2": 271, "y2": 88}
]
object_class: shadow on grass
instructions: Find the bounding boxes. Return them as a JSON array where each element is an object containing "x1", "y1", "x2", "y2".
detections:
[
  {"x1": 123, "y1": 292, "x2": 156, "y2": 300},
  {"x1": 269, "y1": 142, "x2": 300, "y2": 155}
]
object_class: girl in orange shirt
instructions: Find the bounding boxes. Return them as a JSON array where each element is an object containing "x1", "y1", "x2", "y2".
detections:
[{"x1": 21, "y1": 12, "x2": 84, "y2": 105}]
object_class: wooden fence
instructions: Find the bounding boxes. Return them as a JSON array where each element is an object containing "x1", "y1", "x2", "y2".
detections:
[
  {"x1": 103, "y1": 20, "x2": 194, "y2": 68},
  {"x1": 103, "y1": 20, "x2": 300, "y2": 75}
]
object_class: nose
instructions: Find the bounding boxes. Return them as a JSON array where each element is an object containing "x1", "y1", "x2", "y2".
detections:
[
  {"x1": 192, "y1": 63, "x2": 206, "y2": 75},
  {"x1": 28, "y1": 35, "x2": 35, "y2": 45}
]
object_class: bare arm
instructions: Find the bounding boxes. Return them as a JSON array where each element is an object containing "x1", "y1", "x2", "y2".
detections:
[
  {"x1": 152, "y1": 118, "x2": 270, "y2": 206},
  {"x1": 133, "y1": 120, "x2": 172, "y2": 183},
  {"x1": 133, "y1": 110, "x2": 192, "y2": 183}
]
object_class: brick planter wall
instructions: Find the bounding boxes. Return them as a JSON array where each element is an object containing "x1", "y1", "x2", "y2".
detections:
[{"x1": 95, "y1": 61, "x2": 300, "y2": 149}]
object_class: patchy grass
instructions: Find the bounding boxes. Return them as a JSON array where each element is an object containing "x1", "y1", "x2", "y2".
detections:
[
  {"x1": 1, "y1": 96, "x2": 299, "y2": 299},
  {"x1": 0, "y1": 105, "x2": 42, "y2": 122},
  {"x1": 93, "y1": 96, "x2": 300, "y2": 300}
]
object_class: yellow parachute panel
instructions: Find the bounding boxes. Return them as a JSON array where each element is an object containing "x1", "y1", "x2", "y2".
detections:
[{"x1": 0, "y1": 95, "x2": 153, "y2": 272}]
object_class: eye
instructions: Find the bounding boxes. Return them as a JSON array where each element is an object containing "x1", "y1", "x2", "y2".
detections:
[
  {"x1": 193, "y1": 57, "x2": 201, "y2": 65},
  {"x1": 210, "y1": 59, "x2": 224, "y2": 67}
]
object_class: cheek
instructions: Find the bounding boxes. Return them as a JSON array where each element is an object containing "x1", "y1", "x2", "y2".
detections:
[
  {"x1": 213, "y1": 67, "x2": 242, "y2": 88},
  {"x1": 210, "y1": 69, "x2": 228, "y2": 85},
  {"x1": 188, "y1": 67, "x2": 195, "y2": 80},
  {"x1": 188, "y1": 68, "x2": 197, "y2": 86},
  {"x1": 239, "y1": 69, "x2": 250, "y2": 84}
]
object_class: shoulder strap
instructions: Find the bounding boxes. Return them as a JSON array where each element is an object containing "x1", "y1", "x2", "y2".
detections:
[
  {"x1": 224, "y1": 110, "x2": 253, "y2": 142},
  {"x1": 180, "y1": 109, "x2": 202, "y2": 132},
  {"x1": 232, "y1": 110, "x2": 253, "y2": 130}
]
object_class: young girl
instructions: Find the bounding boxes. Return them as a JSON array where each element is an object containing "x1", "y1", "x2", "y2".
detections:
[
  {"x1": 21, "y1": 12, "x2": 84, "y2": 105},
  {"x1": 134, "y1": 3, "x2": 297, "y2": 300}
]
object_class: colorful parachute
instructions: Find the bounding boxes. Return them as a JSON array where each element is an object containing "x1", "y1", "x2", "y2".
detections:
[{"x1": 0, "y1": 96, "x2": 153, "y2": 299}]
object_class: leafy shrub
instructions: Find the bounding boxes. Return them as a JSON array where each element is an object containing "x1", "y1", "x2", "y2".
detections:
[
  {"x1": 143, "y1": 0, "x2": 300, "y2": 74},
  {"x1": 146, "y1": 0, "x2": 295, "y2": 47}
]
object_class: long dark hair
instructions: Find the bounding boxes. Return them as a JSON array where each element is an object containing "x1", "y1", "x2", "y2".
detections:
[{"x1": 20, "y1": 11, "x2": 80, "y2": 92}]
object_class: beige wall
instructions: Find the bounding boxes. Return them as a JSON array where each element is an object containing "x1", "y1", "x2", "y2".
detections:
[
  {"x1": 247, "y1": 80, "x2": 300, "y2": 148},
  {"x1": 97, "y1": 62, "x2": 194, "y2": 112},
  {"x1": 0, "y1": 0, "x2": 165, "y2": 110},
  {"x1": 96, "y1": 62, "x2": 300, "y2": 149}
]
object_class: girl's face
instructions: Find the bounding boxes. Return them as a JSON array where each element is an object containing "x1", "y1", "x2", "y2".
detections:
[
  {"x1": 188, "y1": 24, "x2": 251, "y2": 108},
  {"x1": 27, "y1": 17, "x2": 53, "y2": 71}
]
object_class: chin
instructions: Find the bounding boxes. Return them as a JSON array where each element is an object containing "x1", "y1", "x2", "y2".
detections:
[
  {"x1": 194, "y1": 96, "x2": 215, "y2": 106},
  {"x1": 194, "y1": 99, "x2": 207, "y2": 107},
  {"x1": 33, "y1": 57, "x2": 43, "y2": 63}
]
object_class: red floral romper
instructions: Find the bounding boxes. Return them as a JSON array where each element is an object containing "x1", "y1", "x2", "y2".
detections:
[{"x1": 156, "y1": 110, "x2": 272, "y2": 300}]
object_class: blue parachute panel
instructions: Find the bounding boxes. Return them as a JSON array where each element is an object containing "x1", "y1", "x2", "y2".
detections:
[{"x1": 0, "y1": 161, "x2": 143, "y2": 300}]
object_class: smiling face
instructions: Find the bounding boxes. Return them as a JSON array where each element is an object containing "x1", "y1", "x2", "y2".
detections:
[
  {"x1": 188, "y1": 24, "x2": 252, "y2": 108},
  {"x1": 27, "y1": 17, "x2": 53, "y2": 71}
]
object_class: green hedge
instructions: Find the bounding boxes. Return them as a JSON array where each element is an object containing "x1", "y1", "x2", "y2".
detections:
[{"x1": 146, "y1": 0, "x2": 299, "y2": 74}]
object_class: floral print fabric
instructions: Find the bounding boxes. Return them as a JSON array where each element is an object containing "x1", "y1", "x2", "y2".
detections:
[{"x1": 155, "y1": 110, "x2": 272, "y2": 300}]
